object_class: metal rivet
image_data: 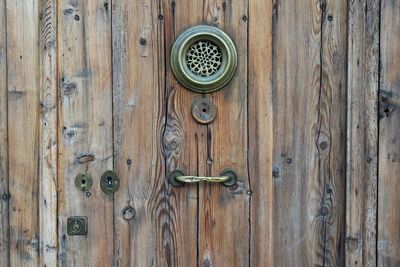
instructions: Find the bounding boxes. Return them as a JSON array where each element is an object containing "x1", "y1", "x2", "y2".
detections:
[{"x1": 191, "y1": 97, "x2": 217, "y2": 124}]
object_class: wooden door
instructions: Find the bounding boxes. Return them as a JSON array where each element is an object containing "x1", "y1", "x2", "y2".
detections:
[{"x1": 1, "y1": 0, "x2": 399, "y2": 266}]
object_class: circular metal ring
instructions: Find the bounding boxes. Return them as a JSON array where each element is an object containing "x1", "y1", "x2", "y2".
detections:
[
  {"x1": 220, "y1": 168, "x2": 238, "y2": 187},
  {"x1": 168, "y1": 169, "x2": 186, "y2": 187},
  {"x1": 170, "y1": 25, "x2": 237, "y2": 93},
  {"x1": 75, "y1": 173, "x2": 93, "y2": 191}
]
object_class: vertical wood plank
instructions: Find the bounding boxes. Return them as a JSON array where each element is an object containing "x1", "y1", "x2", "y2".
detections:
[
  {"x1": 6, "y1": 0, "x2": 40, "y2": 266},
  {"x1": 57, "y1": 0, "x2": 113, "y2": 266},
  {"x1": 248, "y1": 0, "x2": 274, "y2": 266},
  {"x1": 39, "y1": 0, "x2": 58, "y2": 265},
  {"x1": 269, "y1": 0, "x2": 347, "y2": 265},
  {"x1": 346, "y1": 0, "x2": 379, "y2": 266},
  {"x1": 162, "y1": 0, "x2": 205, "y2": 266},
  {"x1": 320, "y1": 0, "x2": 347, "y2": 265},
  {"x1": 0, "y1": 0, "x2": 9, "y2": 265},
  {"x1": 270, "y1": 0, "x2": 324, "y2": 265},
  {"x1": 112, "y1": 0, "x2": 169, "y2": 266},
  {"x1": 378, "y1": 1, "x2": 400, "y2": 266},
  {"x1": 199, "y1": 1, "x2": 249, "y2": 266}
]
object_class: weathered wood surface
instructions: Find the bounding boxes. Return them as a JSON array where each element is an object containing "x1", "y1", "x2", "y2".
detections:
[
  {"x1": 199, "y1": 1, "x2": 250, "y2": 266},
  {"x1": 3, "y1": 0, "x2": 400, "y2": 266},
  {"x1": 265, "y1": 0, "x2": 347, "y2": 265},
  {"x1": 57, "y1": 0, "x2": 113, "y2": 266},
  {"x1": 248, "y1": 0, "x2": 274, "y2": 266},
  {"x1": 378, "y1": 0, "x2": 400, "y2": 266},
  {"x1": 163, "y1": 1, "x2": 207, "y2": 266},
  {"x1": 112, "y1": 0, "x2": 169, "y2": 266},
  {"x1": 6, "y1": 0, "x2": 40, "y2": 266},
  {"x1": 346, "y1": 0, "x2": 379, "y2": 266},
  {"x1": 39, "y1": 0, "x2": 58, "y2": 266},
  {"x1": 0, "y1": 0, "x2": 9, "y2": 266}
]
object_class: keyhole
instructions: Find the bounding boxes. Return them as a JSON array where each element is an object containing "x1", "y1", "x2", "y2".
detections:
[
  {"x1": 106, "y1": 176, "x2": 113, "y2": 187},
  {"x1": 81, "y1": 178, "x2": 86, "y2": 184},
  {"x1": 73, "y1": 221, "x2": 80, "y2": 231}
]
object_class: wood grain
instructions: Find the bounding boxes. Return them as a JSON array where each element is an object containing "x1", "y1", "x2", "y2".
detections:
[
  {"x1": 270, "y1": 0, "x2": 324, "y2": 265},
  {"x1": 112, "y1": 0, "x2": 169, "y2": 265},
  {"x1": 248, "y1": 0, "x2": 274, "y2": 266},
  {"x1": 39, "y1": 0, "x2": 58, "y2": 266},
  {"x1": 163, "y1": 0, "x2": 206, "y2": 266},
  {"x1": 199, "y1": 1, "x2": 250, "y2": 266},
  {"x1": 0, "y1": 0, "x2": 9, "y2": 266},
  {"x1": 320, "y1": 0, "x2": 347, "y2": 265},
  {"x1": 6, "y1": 0, "x2": 40, "y2": 266},
  {"x1": 2, "y1": 1, "x2": 399, "y2": 265},
  {"x1": 346, "y1": 0, "x2": 379, "y2": 266},
  {"x1": 270, "y1": 0, "x2": 347, "y2": 265},
  {"x1": 378, "y1": 0, "x2": 400, "y2": 266},
  {"x1": 57, "y1": 0, "x2": 113, "y2": 266}
]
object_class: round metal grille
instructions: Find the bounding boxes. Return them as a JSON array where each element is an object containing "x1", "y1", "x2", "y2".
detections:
[{"x1": 186, "y1": 40, "x2": 222, "y2": 77}]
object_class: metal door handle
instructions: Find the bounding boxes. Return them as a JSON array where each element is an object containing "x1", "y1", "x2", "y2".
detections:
[
  {"x1": 168, "y1": 169, "x2": 237, "y2": 187},
  {"x1": 176, "y1": 175, "x2": 230, "y2": 183}
]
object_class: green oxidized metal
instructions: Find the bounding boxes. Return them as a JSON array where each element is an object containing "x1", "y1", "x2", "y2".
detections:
[
  {"x1": 170, "y1": 25, "x2": 237, "y2": 93},
  {"x1": 100, "y1": 170, "x2": 120, "y2": 195}
]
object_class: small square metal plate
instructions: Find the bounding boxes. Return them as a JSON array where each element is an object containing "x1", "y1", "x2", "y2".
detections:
[{"x1": 67, "y1": 216, "x2": 88, "y2": 235}]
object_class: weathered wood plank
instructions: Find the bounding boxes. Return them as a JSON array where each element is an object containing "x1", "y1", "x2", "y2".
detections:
[
  {"x1": 248, "y1": 0, "x2": 274, "y2": 266},
  {"x1": 6, "y1": 0, "x2": 40, "y2": 266},
  {"x1": 269, "y1": 0, "x2": 347, "y2": 265},
  {"x1": 0, "y1": 0, "x2": 9, "y2": 266},
  {"x1": 270, "y1": 1, "x2": 324, "y2": 265},
  {"x1": 199, "y1": 1, "x2": 249, "y2": 266},
  {"x1": 112, "y1": 0, "x2": 169, "y2": 265},
  {"x1": 346, "y1": 0, "x2": 379, "y2": 266},
  {"x1": 162, "y1": 0, "x2": 205, "y2": 266},
  {"x1": 320, "y1": 1, "x2": 347, "y2": 265},
  {"x1": 57, "y1": 1, "x2": 113, "y2": 266},
  {"x1": 378, "y1": 1, "x2": 400, "y2": 266},
  {"x1": 39, "y1": 0, "x2": 58, "y2": 266}
]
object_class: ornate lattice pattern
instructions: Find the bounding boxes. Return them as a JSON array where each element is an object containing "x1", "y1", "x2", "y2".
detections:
[{"x1": 186, "y1": 40, "x2": 222, "y2": 77}]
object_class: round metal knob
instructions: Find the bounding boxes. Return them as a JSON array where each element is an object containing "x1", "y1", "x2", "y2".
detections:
[{"x1": 191, "y1": 97, "x2": 217, "y2": 124}]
